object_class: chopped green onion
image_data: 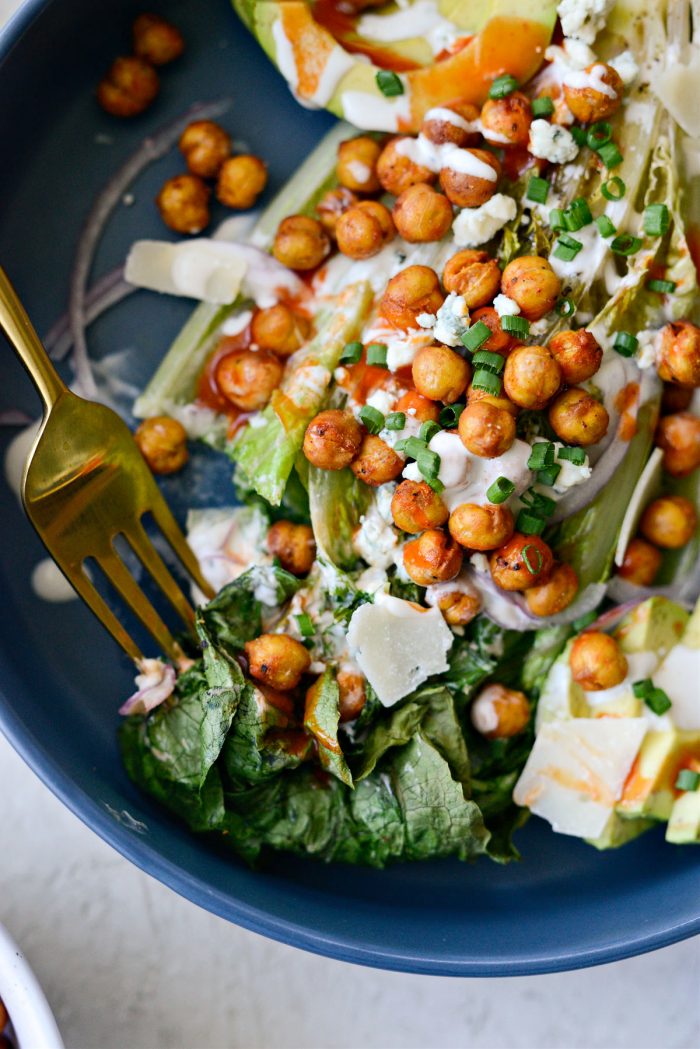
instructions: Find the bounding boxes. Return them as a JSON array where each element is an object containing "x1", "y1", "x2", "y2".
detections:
[
  {"x1": 489, "y1": 74, "x2": 519, "y2": 99},
  {"x1": 646, "y1": 689, "x2": 672, "y2": 715},
  {"x1": 613, "y1": 330, "x2": 639, "y2": 357},
  {"x1": 556, "y1": 296, "x2": 576, "y2": 317},
  {"x1": 500, "y1": 315, "x2": 530, "y2": 336},
  {"x1": 532, "y1": 96, "x2": 555, "y2": 117},
  {"x1": 643, "y1": 203, "x2": 670, "y2": 237},
  {"x1": 557, "y1": 446, "x2": 586, "y2": 465},
  {"x1": 571, "y1": 126, "x2": 587, "y2": 146},
  {"x1": 527, "y1": 442, "x2": 555, "y2": 470},
  {"x1": 472, "y1": 349, "x2": 505, "y2": 374},
  {"x1": 376, "y1": 70, "x2": 404, "y2": 97},
  {"x1": 571, "y1": 609, "x2": 597, "y2": 631},
  {"x1": 385, "y1": 411, "x2": 406, "y2": 431},
  {"x1": 676, "y1": 769, "x2": 700, "y2": 792},
  {"x1": 521, "y1": 488, "x2": 556, "y2": 517},
  {"x1": 527, "y1": 176, "x2": 550, "y2": 204},
  {"x1": 416, "y1": 446, "x2": 441, "y2": 481},
  {"x1": 587, "y1": 121, "x2": 612, "y2": 149},
  {"x1": 549, "y1": 207, "x2": 566, "y2": 231},
  {"x1": 339, "y1": 341, "x2": 362, "y2": 365},
  {"x1": 439, "y1": 403, "x2": 465, "y2": 428},
  {"x1": 522, "y1": 543, "x2": 545, "y2": 575},
  {"x1": 595, "y1": 215, "x2": 616, "y2": 237},
  {"x1": 611, "y1": 234, "x2": 643, "y2": 257},
  {"x1": 597, "y1": 142, "x2": 623, "y2": 169},
  {"x1": 295, "y1": 612, "x2": 314, "y2": 638},
  {"x1": 517, "y1": 511, "x2": 546, "y2": 537},
  {"x1": 461, "y1": 320, "x2": 491, "y2": 352},
  {"x1": 366, "y1": 343, "x2": 388, "y2": 367},
  {"x1": 537, "y1": 464, "x2": 562, "y2": 486},
  {"x1": 647, "y1": 278, "x2": 676, "y2": 294},
  {"x1": 472, "y1": 369, "x2": 502, "y2": 395},
  {"x1": 553, "y1": 234, "x2": 583, "y2": 261},
  {"x1": 486, "y1": 476, "x2": 515, "y2": 504},
  {"x1": 359, "y1": 404, "x2": 385, "y2": 434},
  {"x1": 602, "y1": 176, "x2": 626, "y2": 200},
  {"x1": 395, "y1": 435, "x2": 427, "y2": 459},
  {"x1": 425, "y1": 475, "x2": 445, "y2": 494},
  {"x1": 564, "y1": 197, "x2": 592, "y2": 231},
  {"x1": 419, "y1": 420, "x2": 441, "y2": 443},
  {"x1": 631, "y1": 679, "x2": 653, "y2": 699}
]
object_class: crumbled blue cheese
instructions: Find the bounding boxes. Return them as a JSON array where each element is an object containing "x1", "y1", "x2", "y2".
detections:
[
  {"x1": 432, "y1": 292, "x2": 470, "y2": 346},
  {"x1": 347, "y1": 592, "x2": 454, "y2": 706},
  {"x1": 352, "y1": 490, "x2": 400, "y2": 570},
  {"x1": 610, "y1": 49, "x2": 639, "y2": 87},
  {"x1": 551, "y1": 442, "x2": 592, "y2": 494},
  {"x1": 452, "y1": 194, "x2": 517, "y2": 248},
  {"x1": 557, "y1": 0, "x2": 614, "y2": 45},
  {"x1": 528, "y1": 120, "x2": 579, "y2": 164},
  {"x1": 493, "y1": 294, "x2": 521, "y2": 318},
  {"x1": 635, "y1": 329, "x2": 661, "y2": 369}
]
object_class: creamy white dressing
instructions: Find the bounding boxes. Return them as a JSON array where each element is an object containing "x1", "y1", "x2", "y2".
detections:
[
  {"x1": 564, "y1": 64, "x2": 618, "y2": 99},
  {"x1": 221, "y1": 309, "x2": 253, "y2": 337},
  {"x1": 309, "y1": 45, "x2": 356, "y2": 106},
  {"x1": 452, "y1": 194, "x2": 517, "y2": 248},
  {"x1": 272, "y1": 18, "x2": 298, "y2": 91},
  {"x1": 583, "y1": 650, "x2": 660, "y2": 710},
  {"x1": 357, "y1": 1, "x2": 463, "y2": 56},
  {"x1": 549, "y1": 221, "x2": 604, "y2": 282},
  {"x1": 360, "y1": 317, "x2": 434, "y2": 372},
  {"x1": 346, "y1": 159, "x2": 372, "y2": 185},
  {"x1": 30, "y1": 559, "x2": 77, "y2": 603},
  {"x1": 423, "y1": 106, "x2": 475, "y2": 132},
  {"x1": 341, "y1": 90, "x2": 412, "y2": 133},
  {"x1": 470, "y1": 685, "x2": 501, "y2": 734},
  {"x1": 353, "y1": 499, "x2": 400, "y2": 570},
  {"x1": 396, "y1": 135, "x2": 497, "y2": 181}
]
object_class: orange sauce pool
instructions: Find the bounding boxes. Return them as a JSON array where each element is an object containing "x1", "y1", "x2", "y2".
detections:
[
  {"x1": 196, "y1": 328, "x2": 253, "y2": 438},
  {"x1": 313, "y1": 0, "x2": 423, "y2": 72},
  {"x1": 615, "y1": 382, "x2": 640, "y2": 442}
]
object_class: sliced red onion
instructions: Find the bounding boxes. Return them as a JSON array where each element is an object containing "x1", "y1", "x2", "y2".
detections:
[
  {"x1": 119, "y1": 657, "x2": 176, "y2": 716},
  {"x1": 464, "y1": 566, "x2": 540, "y2": 631},
  {"x1": 607, "y1": 570, "x2": 700, "y2": 608},
  {"x1": 45, "y1": 267, "x2": 133, "y2": 362},
  {"x1": 0, "y1": 408, "x2": 33, "y2": 427},
  {"x1": 510, "y1": 581, "x2": 608, "y2": 627},
  {"x1": 69, "y1": 99, "x2": 231, "y2": 397},
  {"x1": 550, "y1": 367, "x2": 661, "y2": 523},
  {"x1": 586, "y1": 598, "x2": 646, "y2": 634}
]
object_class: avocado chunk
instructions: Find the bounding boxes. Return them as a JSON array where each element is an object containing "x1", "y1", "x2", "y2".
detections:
[
  {"x1": 616, "y1": 729, "x2": 700, "y2": 820},
  {"x1": 234, "y1": 0, "x2": 559, "y2": 132},
  {"x1": 666, "y1": 789, "x2": 700, "y2": 844},
  {"x1": 652, "y1": 598, "x2": 700, "y2": 730},
  {"x1": 586, "y1": 812, "x2": 655, "y2": 851},
  {"x1": 614, "y1": 596, "x2": 689, "y2": 660}
]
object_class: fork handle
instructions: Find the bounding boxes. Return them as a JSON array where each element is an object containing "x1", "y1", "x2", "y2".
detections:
[{"x1": 0, "y1": 265, "x2": 68, "y2": 411}]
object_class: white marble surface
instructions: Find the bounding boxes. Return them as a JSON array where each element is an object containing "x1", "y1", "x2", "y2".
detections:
[{"x1": 1, "y1": 1, "x2": 699, "y2": 1046}]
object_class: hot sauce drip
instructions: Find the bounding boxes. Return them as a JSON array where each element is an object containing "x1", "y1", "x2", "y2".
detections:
[
  {"x1": 197, "y1": 327, "x2": 253, "y2": 438},
  {"x1": 313, "y1": 0, "x2": 422, "y2": 72},
  {"x1": 615, "y1": 382, "x2": 640, "y2": 442}
]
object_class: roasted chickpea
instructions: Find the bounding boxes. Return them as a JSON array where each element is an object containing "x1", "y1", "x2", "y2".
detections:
[
  {"x1": 273, "y1": 214, "x2": 330, "y2": 270},
  {"x1": 503, "y1": 344, "x2": 562, "y2": 410},
  {"x1": 639, "y1": 495, "x2": 697, "y2": 549},
  {"x1": 336, "y1": 200, "x2": 395, "y2": 259},
  {"x1": 548, "y1": 329, "x2": 603, "y2": 385},
  {"x1": 251, "y1": 304, "x2": 310, "y2": 357},
  {"x1": 412, "y1": 344, "x2": 470, "y2": 403},
  {"x1": 391, "y1": 479, "x2": 449, "y2": 533},
  {"x1": 470, "y1": 683, "x2": 530, "y2": 739},
  {"x1": 525, "y1": 562, "x2": 579, "y2": 616},
  {"x1": 449, "y1": 502, "x2": 514, "y2": 551},
  {"x1": 439, "y1": 149, "x2": 501, "y2": 208},
  {"x1": 134, "y1": 415, "x2": 188, "y2": 474},
  {"x1": 316, "y1": 186, "x2": 360, "y2": 238},
  {"x1": 657, "y1": 321, "x2": 700, "y2": 388},
  {"x1": 480, "y1": 92, "x2": 532, "y2": 147},
  {"x1": 215, "y1": 349, "x2": 283, "y2": 412},
  {"x1": 569, "y1": 631, "x2": 628, "y2": 691},
  {"x1": 466, "y1": 386, "x2": 519, "y2": 417},
  {"x1": 267, "y1": 520, "x2": 316, "y2": 576},
  {"x1": 617, "y1": 537, "x2": 662, "y2": 586},
  {"x1": 402, "y1": 528, "x2": 463, "y2": 585},
  {"x1": 661, "y1": 382, "x2": 693, "y2": 415},
  {"x1": 489, "y1": 533, "x2": 554, "y2": 591},
  {"x1": 469, "y1": 306, "x2": 518, "y2": 354},
  {"x1": 376, "y1": 136, "x2": 437, "y2": 196},
  {"x1": 156, "y1": 174, "x2": 210, "y2": 234},
  {"x1": 458, "y1": 400, "x2": 516, "y2": 458},
  {"x1": 442, "y1": 250, "x2": 501, "y2": 309},
  {"x1": 380, "y1": 265, "x2": 445, "y2": 330},
  {"x1": 97, "y1": 56, "x2": 159, "y2": 117},
  {"x1": 303, "y1": 409, "x2": 364, "y2": 470},
  {"x1": 655, "y1": 412, "x2": 700, "y2": 477},
  {"x1": 421, "y1": 102, "x2": 480, "y2": 147},
  {"x1": 563, "y1": 63, "x2": 625, "y2": 123},
  {"x1": 337, "y1": 135, "x2": 382, "y2": 193},
  {"x1": 548, "y1": 387, "x2": 610, "y2": 446},
  {"x1": 179, "y1": 120, "x2": 231, "y2": 178},
  {"x1": 395, "y1": 389, "x2": 440, "y2": 423},
  {"x1": 244, "y1": 634, "x2": 311, "y2": 691},
  {"x1": 350, "y1": 434, "x2": 404, "y2": 486},
  {"x1": 217, "y1": 154, "x2": 268, "y2": 210},
  {"x1": 336, "y1": 669, "x2": 367, "y2": 722},
  {"x1": 392, "y1": 183, "x2": 453, "y2": 243},
  {"x1": 501, "y1": 255, "x2": 561, "y2": 321},
  {"x1": 435, "y1": 588, "x2": 481, "y2": 627},
  {"x1": 133, "y1": 13, "x2": 184, "y2": 65}
]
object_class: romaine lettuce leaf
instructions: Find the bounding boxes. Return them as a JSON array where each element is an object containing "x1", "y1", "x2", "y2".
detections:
[
  {"x1": 308, "y1": 464, "x2": 370, "y2": 570},
  {"x1": 304, "y1": 668, "x2": 353, "y2": 786}
]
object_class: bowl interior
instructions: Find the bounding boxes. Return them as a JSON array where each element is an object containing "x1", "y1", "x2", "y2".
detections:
[{"x1": 0, "y1": 0, "x2": 698, "y2": 976}]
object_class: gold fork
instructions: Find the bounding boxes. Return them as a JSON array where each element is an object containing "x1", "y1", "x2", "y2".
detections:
[{"x1": 0, "y1": 265, "x2": 215, "y2": 665}]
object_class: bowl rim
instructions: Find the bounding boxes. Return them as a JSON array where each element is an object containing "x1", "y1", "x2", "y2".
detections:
[
  {"x1": 0, "y1": 920, "x2": 64, "y2": 1049},
  {"x1": 0, "y1": 0, "x2": 699, "y2": 979}
]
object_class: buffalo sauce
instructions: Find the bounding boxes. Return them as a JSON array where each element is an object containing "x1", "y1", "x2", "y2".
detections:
[
  {"x1": 196, "y1": 327, "x2": 253, "y2": 438},
  {"x1": 615, "y1": 382, "x2": 640, "y2": 442}
]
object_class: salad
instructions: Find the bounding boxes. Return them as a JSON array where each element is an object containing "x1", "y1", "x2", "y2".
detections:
[{"x1": 105, "y1": 0, "x2": 700, "y2": 865}]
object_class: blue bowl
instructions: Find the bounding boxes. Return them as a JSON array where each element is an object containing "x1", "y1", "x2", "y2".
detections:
[{"x1": 0, "y1": 0, "x2": 698, "y2": 976}]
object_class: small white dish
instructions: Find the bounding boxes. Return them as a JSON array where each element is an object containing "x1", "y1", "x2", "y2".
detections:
[{"x1": 0, "y1": 922, "x2": 63, "y2": 1049}]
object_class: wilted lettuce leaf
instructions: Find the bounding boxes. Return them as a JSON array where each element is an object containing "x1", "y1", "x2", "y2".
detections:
[
  {"x1": 197, "y1": 565, "x2": 303, "y2": 657},
  {"x1": 304, "y1": 668, "x2": 353, "y2": 786},
  {"x1": 446, "y1": 617, "x2": 535, "y2": 701},
  {"x1": 222, "y1": 683, "x2": 311, "y2": 789},
  {"x1": 308, "y1": 465, "x2": 371, "y2": 570}
]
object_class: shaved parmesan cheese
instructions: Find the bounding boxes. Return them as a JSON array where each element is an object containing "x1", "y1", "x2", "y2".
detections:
[
  {"x1": 654, "y1": 53, "x2": 700, "y2": 138},
  {"x1": 652, "y1": 645, "x2": 700, "y2": 730},
  {"x1": 347, "y1": 593, "x2": 453, "y2": 706},
  {"x1": 513, "y1": 718, "x2": 647, "y2": 839},
  {"x1": 125, "y1": 240, "x2": 247, "y2": 304}
]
